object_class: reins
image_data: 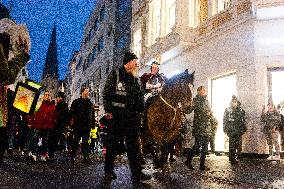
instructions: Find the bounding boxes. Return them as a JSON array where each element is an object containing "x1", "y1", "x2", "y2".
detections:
[{"x1": 159, "y1": 95, "x2": 177, "y2": 129}]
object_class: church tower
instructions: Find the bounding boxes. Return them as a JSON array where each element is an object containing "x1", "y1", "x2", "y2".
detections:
[{"x1": 41, "y1": 24, "x2": 59, "y2": 99}]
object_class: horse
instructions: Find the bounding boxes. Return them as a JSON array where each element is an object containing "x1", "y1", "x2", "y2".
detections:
[
  {"x1": 143, "y1": 69, "x2": 194, "y2": 172},
  {"x1": 147, "y1": 69, "x2": 194, "y2": 144}
]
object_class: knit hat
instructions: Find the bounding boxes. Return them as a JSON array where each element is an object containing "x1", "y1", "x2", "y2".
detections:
[
  {"x1": 231, "y1": 95, "x2": 237, "y2": 102},
  {"x1": 57, "y1": 91, "x2": 65, "y2": 99},
  {"x1": 151, "y1": 61, "x2": 160, "y2": 67},
  {"x1": 123, "y1": 52, "x2": 138, "y2": 65}
]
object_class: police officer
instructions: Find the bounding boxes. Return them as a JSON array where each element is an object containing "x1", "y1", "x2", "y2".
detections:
[
  {"x1": 223, "y1": 95, "x2": 246, "y2": 164},
  {"x1": 184, "y1": 86, "x2": 214, "y2": 171},
  {"x1": 103, "y1": 52, "x2": 151, "y2": 185}
]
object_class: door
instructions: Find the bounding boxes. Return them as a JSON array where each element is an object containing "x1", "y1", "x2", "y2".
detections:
[{"x1": 211, "y1": 73, "x2": 236, "y2": 152}]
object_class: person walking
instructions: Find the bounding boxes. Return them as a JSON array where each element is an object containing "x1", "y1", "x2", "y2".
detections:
[
  {"x1": 103, "y1": 52, "x2": 151, "y2": 186},
  {"x1": 32, "y1": 91, "x2": 56, "y2": 161},
  {"x1": 223, "y1": 95, "x2": 246, "y2": 164},
  {"x1": 48, "y1": 92, "x2": 69, "y2": 162},
  {"x1": 184, "y1": 86, "x2": 215, "y2": 171},
  {"x1": 69, "y1": 87, "x2": 95, "y2": 164},
  {"x1": 261, "y1": 101, "x2": 281, "y2": 160}
]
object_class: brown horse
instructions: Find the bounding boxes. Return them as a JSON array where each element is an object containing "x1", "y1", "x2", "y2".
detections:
[{"x1": 147, "y1": 69, "x2": 194, "y2": 144}]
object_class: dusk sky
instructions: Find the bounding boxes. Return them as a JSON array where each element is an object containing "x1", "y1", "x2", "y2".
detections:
[{"x1": 2, "y1": 0, "x2": 97, "y2": 82}]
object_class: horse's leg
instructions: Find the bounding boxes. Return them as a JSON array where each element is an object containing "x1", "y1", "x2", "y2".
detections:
[
  {"x1": 160, "y1": 142, "x2": 172, "y2": 174},
  {"x1": 152, "y1": 141, "x2": 163, "y2": 169}
]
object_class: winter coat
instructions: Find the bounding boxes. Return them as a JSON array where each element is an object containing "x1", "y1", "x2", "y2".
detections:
[
  {"x1": 261, "y1": 110, "x2": 281, "y2": 135},
  {"x1": 186, "y1": 95, "x2": 214, "y2": 137},
  {"x1": 69, "y1": 97, "x2": 94, "y2": 131},
  {"x1": 103, "y1": 67, "x2": 144, "y2": 118},
  {"x1": 55, "y1": 101, "x2": 69, "y2": 131},
  {"x1": 210, "y1": 116, "x2": 218, "y2": 137},
  {"x1": 223, "y1": 106, "x2": 246, "y2": 137},
  {"x1": 33, "y1": 100, "x2": 56, "y2": 130}
]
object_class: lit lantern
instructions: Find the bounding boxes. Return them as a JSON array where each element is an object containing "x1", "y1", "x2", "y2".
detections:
[{"x1": 13, "y1": 80, "x2": 42, "y2": 114}]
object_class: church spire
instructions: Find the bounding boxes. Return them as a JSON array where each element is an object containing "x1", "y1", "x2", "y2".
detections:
[
  {"x1": 42, "y1": 24, "x2": 59, "y2": 80},
  {"x1": 41, "y1": 23, "x2": 59, "y2": 98}
]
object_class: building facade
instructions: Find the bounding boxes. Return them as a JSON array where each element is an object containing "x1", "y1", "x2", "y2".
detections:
[
  {"x1": 132, "y1": 0, "x2": 284, "y2": 154},
  {"x1": 0, "y1": 3, "x2": 31, "y2": 89},
  {"x1": 65, "y1": 51, "x2": 79, "y2": 107},
  {"x1": 69, "y1": 0, "x2": 132, "y2": 113}
]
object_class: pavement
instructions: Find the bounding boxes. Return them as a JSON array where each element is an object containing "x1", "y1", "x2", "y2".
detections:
[{"x1": 0, "y1": 152, "x2": 284, "y2": 189}]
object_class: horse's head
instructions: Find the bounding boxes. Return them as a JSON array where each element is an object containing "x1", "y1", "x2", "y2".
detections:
[{"x1": 162, "y1": 69, "x2": 195, "y2": 108}]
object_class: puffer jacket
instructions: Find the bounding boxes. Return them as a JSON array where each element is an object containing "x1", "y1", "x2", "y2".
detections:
[{"x1": 33, "y1": 100, "x2": 56, "y2": 130}]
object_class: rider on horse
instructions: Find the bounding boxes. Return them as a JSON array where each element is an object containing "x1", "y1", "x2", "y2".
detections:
[
  {"x1": 140, "y1": 61, "x2": 167, "y2": 168},
  {"x1": 141, "y1": 61, "x2": 167, "y2": 105}
]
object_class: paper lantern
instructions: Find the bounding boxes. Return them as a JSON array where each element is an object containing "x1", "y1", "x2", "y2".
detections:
[{"x1": 13, "y1": 81, "x2": 41, "y2": 114}]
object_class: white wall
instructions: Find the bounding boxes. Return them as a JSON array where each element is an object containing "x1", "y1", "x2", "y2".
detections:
[{"x1": 180, "y1": 20, "x2": 264, "y2": 153}]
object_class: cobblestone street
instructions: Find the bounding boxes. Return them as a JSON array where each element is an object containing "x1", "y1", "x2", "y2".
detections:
[{"x1": 1, "y1": 152, "x2": 284, "y2": 189}]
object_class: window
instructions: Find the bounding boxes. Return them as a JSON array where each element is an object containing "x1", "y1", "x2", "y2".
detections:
[
  {"x1": 87, "y1": 53, "x2": 92, "y2": 66},
  {"x1": 118, "y1": 0, "x2": 131, "y2": 18},
  {"x1": 148, "y1": 0, "x2": 161, "y2": 45},
  {"x1": 188, "y1": 0, "x2": 200, "y2": 28},
  {"x1": 117, "y1": 35, "x2": 127, "y2": 49},
  {"x1": 98, "y1": 36, "x2": 104, "y2": 52},
  {"x1": 212, "y1": 0, "x2": 232, "y2": 15},
  {"x1": 92, "y1": 46, "x2": 97, "y2": 61},
  {"x1": 94, "y1": 18, "x2": 99, "y2": 31},
  {"x1": 164, "y1": 0, "x2": 176, "y2": 36},
  {"x1": 89, "y1": 28, "x2": 94, "y2": 40},
  {"x1": 76, "y1": 57, "x2": 82, "y2": 70},
  {"x1": 100, "y1": 5, "x2": 106, "y2": 21},
  {"x1": 83, "y1": 60, "x2": 87, "y2": 71},
  {"x1": 108, "y1": 25, "x2": 113, "y2": 37},
  {"x1": 133, "y1": 29, "x2": 142, "y2": 58}
]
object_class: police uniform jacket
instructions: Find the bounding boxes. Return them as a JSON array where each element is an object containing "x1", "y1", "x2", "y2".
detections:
[
  {"x1": 185, "y1": 95, "x2": 213, "y2": 137},
  {"x1": 223, "y1": 106, "x2": 246, "y2": 137},
  {"x1": 103, "y1": 67, "x2": 144, "y2": 119}
]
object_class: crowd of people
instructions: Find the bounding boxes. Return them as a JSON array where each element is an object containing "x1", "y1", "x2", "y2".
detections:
[{"x1": 2, "y1": 49, "x2": 284, "y2": 187}]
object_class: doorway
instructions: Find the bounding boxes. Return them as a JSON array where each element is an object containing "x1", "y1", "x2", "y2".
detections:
[{"x1": 210, "y1": 73, "x2": 236, "y2": 152}]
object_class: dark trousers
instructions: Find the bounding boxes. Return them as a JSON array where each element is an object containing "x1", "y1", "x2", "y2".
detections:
[
  {"x1": 90, "y1": 138, "x2": 98, "y2": 153},
  {"x1": 70, "y1": 127, "x2": 90, "y2": 159},
  {"x1": 0, "y1": 127, "x2": 8, "y2": 163},
  {"x1": 48, "y1": 128, "x2": 64, "y2": 159},
  {"x1": 30, "y1": 129, "x2": 51, "y2": 155},
  {"x1": 104, "y1": 117, "x2": 142, "y2": 180},
  {"x1": 228, "y1": 135, "x2": 241, "y2": 162},
  {"x1": 186, "y1": 135, "x2": 209, "y2": 166}
]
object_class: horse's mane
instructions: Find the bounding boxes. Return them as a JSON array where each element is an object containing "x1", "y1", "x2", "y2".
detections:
[
  {"x1": 164, "y1": 69, "x2": 194, "y2": 87},
  {"x1": 161, "y1": 69, "x2": 194, "y2": 106}
]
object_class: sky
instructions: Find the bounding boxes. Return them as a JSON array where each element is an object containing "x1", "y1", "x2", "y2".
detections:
[{"x1": 2, "y1": 0, "x2": 97, "y2": 82}]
